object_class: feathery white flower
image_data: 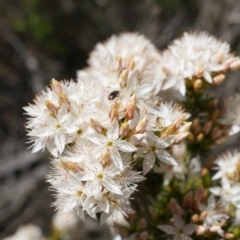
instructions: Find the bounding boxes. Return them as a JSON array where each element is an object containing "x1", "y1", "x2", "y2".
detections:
[
  {"x1": 86, "y1": 119, "x2": 137, "y2": 170},
  {"x1": 210, "y1": 177, "x2": 240, "y2": 209},
  {"x1": 160, "y1": 32, "x2": 240, "y2": 96},
  {"x1": 220, "y1": 94, "x2": 240, "y2": 135},
  {"x1": 212, "y1": 150, "x2": 240, "y2": 181},
  {"x1": 158, "y1": 215, "x2": 196, "y2": 240},
  {"x1": 88, "y1": 32, "x2": 159, "y2": 76},
  {"x1": 199, "y1": 195, "x2": 229, "y2": 229},
  {"x1": 140, "y1": 131, "x2": 177, "y2": 175}
]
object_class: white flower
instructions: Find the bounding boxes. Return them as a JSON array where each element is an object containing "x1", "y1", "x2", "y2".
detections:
[
  {"x1": 153, "y1": 154, "x2": 201, "y2": 185},
  {"x1": 160, "y1": 32, "x2": 240, "y2": 96},
  {"x1": 52, "y1": 211, "x2": 79, "y2": 232},
  {"x1": 100, "y1": 187, "x2": 136, "y2": 225},
  {"x1": 51, "y1": 173, "x2": 88, "y2": 220},
  {"x1": 140, "y1": 131, "x2": 177, "y2": 175},
  {"x1": 212, "y1": 150, "x2": 240, "y2": 181},
  {"x1": 88, "y1": 32, "x2": 159, "y2": 76},
  {"x1": 3, "y1": 224, "x2": 46, "y2": 240},
  {"x1": 199, "y1": 195, "x2": 229, "y2": 229},
  {"x1": 210, "y1": 177, "x2": 240, "y2": 208},
  {"x1": 220, "y1": 94, "x2": 240, "y2": 135},
  {"x1": 76, "y1": 157, "x2": 123, "y2": 196},
  {"x1": 86, "y1": 119, "x2": 137, "y2": 170},
  {"x1": 158, "y1": 215, "x2": 196, "y2": 240},
  {"x1": 155, "y1": 102, "x2": 190, "y2": 128}
]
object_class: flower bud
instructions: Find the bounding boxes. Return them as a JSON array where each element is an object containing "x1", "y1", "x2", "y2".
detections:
[
  {"x1": 199, "y1": 211, "x2": 208, "y2": 221},
  {"x1": 125, "y1": 94, "x2": 136, "y2": 120},
  {"x1": 90, "y1": 118, "x2": 105, "y2": 134},
  {"x1": 120, "y1": 69, "x2": 128, "y2": 88},
  {"x1": 135, "y1": 117, "x2": 148, "y2": 133},
  {"x1": 209, "y1": 225, "x2": 221, "y2": 233},
  {"x1": 100, "y1": 150, "x2": 111, "y2": 167},
  {"x1": 177, "y1": 122, "x2": 192, "y2": 133},
  {"x1": 119, "y1": 122, "x2": 129, "y2": 137},
  {"x1": 212, "y1": 74, "x2": 225, "y2": 85},
  {"x1": 192, "y1": 118, "x2": 201, "y2": 134},
  {"x1": 225, "y1": 233, "x2": 234, "y2": 239},
  {"x1": 50, "y1": 78, "x2": 69, "y2": 107},
  {"x1": 191, "y1": 214, "x2": 199, "y2": 223},
  {"x1": 60, "y1": 161, "x2": 82, "y2": 173},
  {"x1": 109, "y1": 100, "x2": 119, "y2": 121},
  {"x1": 193, "y1": 79, "x2": 203, "y2": 91},
  {"x1": 115, "y1": 56, "x2": 122, "y2": 72},
  {"x1": 173, "y1": 114, "x2": 185, "y2": 128},
  {"x1": 203, "y1": 121, "x2": 212, "y2": 134},
  {"x1": 229, "y1": 58, "x2": 240, "y2": 70},
  {"x1": 174, "y1": 132, "x2": 189, "y2": 144},
  {"x1": 196, "y1": 133, "x2": 204, "y2": 142},
  {"x1": 126, "y1": 58, "x2": 135, "y2": 71},
  {"x1": 196, "y1": 225, "x2": 206, "y2": 235},
  {"x1": 45, "y1": 100, "x2": 58, "y2": 116},
  {"x1": 51, "y1": 78, "x2": 62, "y2": 94}
]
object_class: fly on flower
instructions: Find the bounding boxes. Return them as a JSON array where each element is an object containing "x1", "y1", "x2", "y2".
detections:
[{"x1": 108, "y1": 90, "x2": 119, "y2": 100}]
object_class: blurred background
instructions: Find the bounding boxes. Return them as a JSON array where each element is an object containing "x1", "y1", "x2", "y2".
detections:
[{"x1": 1, "y1": 0, "x2": 240, "y2": 239}]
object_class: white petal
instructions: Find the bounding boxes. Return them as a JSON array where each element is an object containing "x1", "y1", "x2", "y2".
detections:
[
  {"x1": 143, "y1": 152, "x2": 156, "y2": 175},
  {"x1": 100, "y1": 212, "x2": 109, "y2": 225},
  {"x1": 155, "y1": 136, "x2": 175, "y2": 149},
  {"x1": 46, "y1": 139, "x2": 58, "y2": 157},
  {"x1": 85, "y1": 133, "x2": 105, "y2": 145},
  {"x1": 32, "y1": 141, "x2": 45, "y2": 153},
  {"x1": 173, "y1": 215, "x2": 185, "y2": 229},
  {"x1": 76, "y1": 172, "x2": 95, "y2": 181},
  {"x1": 77, "y1": 207, "x2": 85, "y2": 221},
  {"x1": 183, "y1": 223, "x2": 196, "y2": 235},
  {"x1": 83, "y1": 197, "x2": 94, "y2": 211},
  {"x1": 98, "y1": 198, "x2": 110, "y2": 213},
  {"x1": 229, "y1": 125, "x2": 240, "y2": 135},
  {"x1": 203, "y1": 71, "x2": 212, "y2": 83},
  {"x1": 61, "y1": 199, "x2": 77, "y2": 212},
  {"x1": 110, "y1": 148, "x2": 123, "y2": 170},
  {"x1": 55, "y1": 132, "x2": 65, "y2": 153},
  {"x1": 209, "y1": 187, "x2": 221, "y2": 196},
  {"x1": 107, "y1": 119, "x2": 119, "y2": 140},
  {"x1": 58, "y1": 104, "x2": 68, "y2": 122},
  {"x1": 103, "y1": 179, "x2": 122, "y2": 195},
  {"x1": 116, "y1": 140, "x2": 137, "y2": 152},
  {"x1": 156, "y1": 150, "x2": 177, "y2": 165},
  {"x1": 158, "y1": 225, "x2": 177, "y2": 234}
]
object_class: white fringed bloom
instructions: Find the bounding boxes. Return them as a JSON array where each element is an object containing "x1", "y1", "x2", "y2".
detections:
[
  {"x1": 158, "y1": 215, "x2": 196, "y2": 240},
  {"x1": 140, "y1": 131, "x2": 177, "y2": 175},
  {"x1": 210, "y1": 177, "x2": 240, "y2": 209},
  {"x1": 220, "y1": 94, "x2": 240, "y2": 135},
  {"x1": 212, "y1": 150, "x2": 240, "y2": 181},
  {"x1": 3, "y1": 224, "x2": 46, "y2": 240},
  {"x1": 199, "y1": 195, "x2": 229, "y2": 229},
  {"x1": 88, "y1": 32, "x2": 160, "y2": 75},
  {"x1": 160, "y1": 32, "x2": 240, "y2": 96}
]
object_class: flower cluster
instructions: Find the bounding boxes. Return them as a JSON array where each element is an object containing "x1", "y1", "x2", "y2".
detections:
[
  {"x1": 24, "y1": 31, "x2": 240, "y2": 239},
  {"x1": 24, "y1": 33, "x2": 192, "y2": 224}
]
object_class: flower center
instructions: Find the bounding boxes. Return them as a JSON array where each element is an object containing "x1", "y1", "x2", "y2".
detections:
[
  {"x1": 97, "y1": 173, "x2": 104, "y2": 179},
  {"x1": 150, "y1": 145, "x2": 156, "y2": 151},
  {"x1": 77, "y1": 190, "x2": 82, "y2": 196}
]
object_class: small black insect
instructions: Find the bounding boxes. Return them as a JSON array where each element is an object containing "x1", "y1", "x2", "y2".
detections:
[{"x1": 108, "y1": 90, "x2": 119, "y2": 100}]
